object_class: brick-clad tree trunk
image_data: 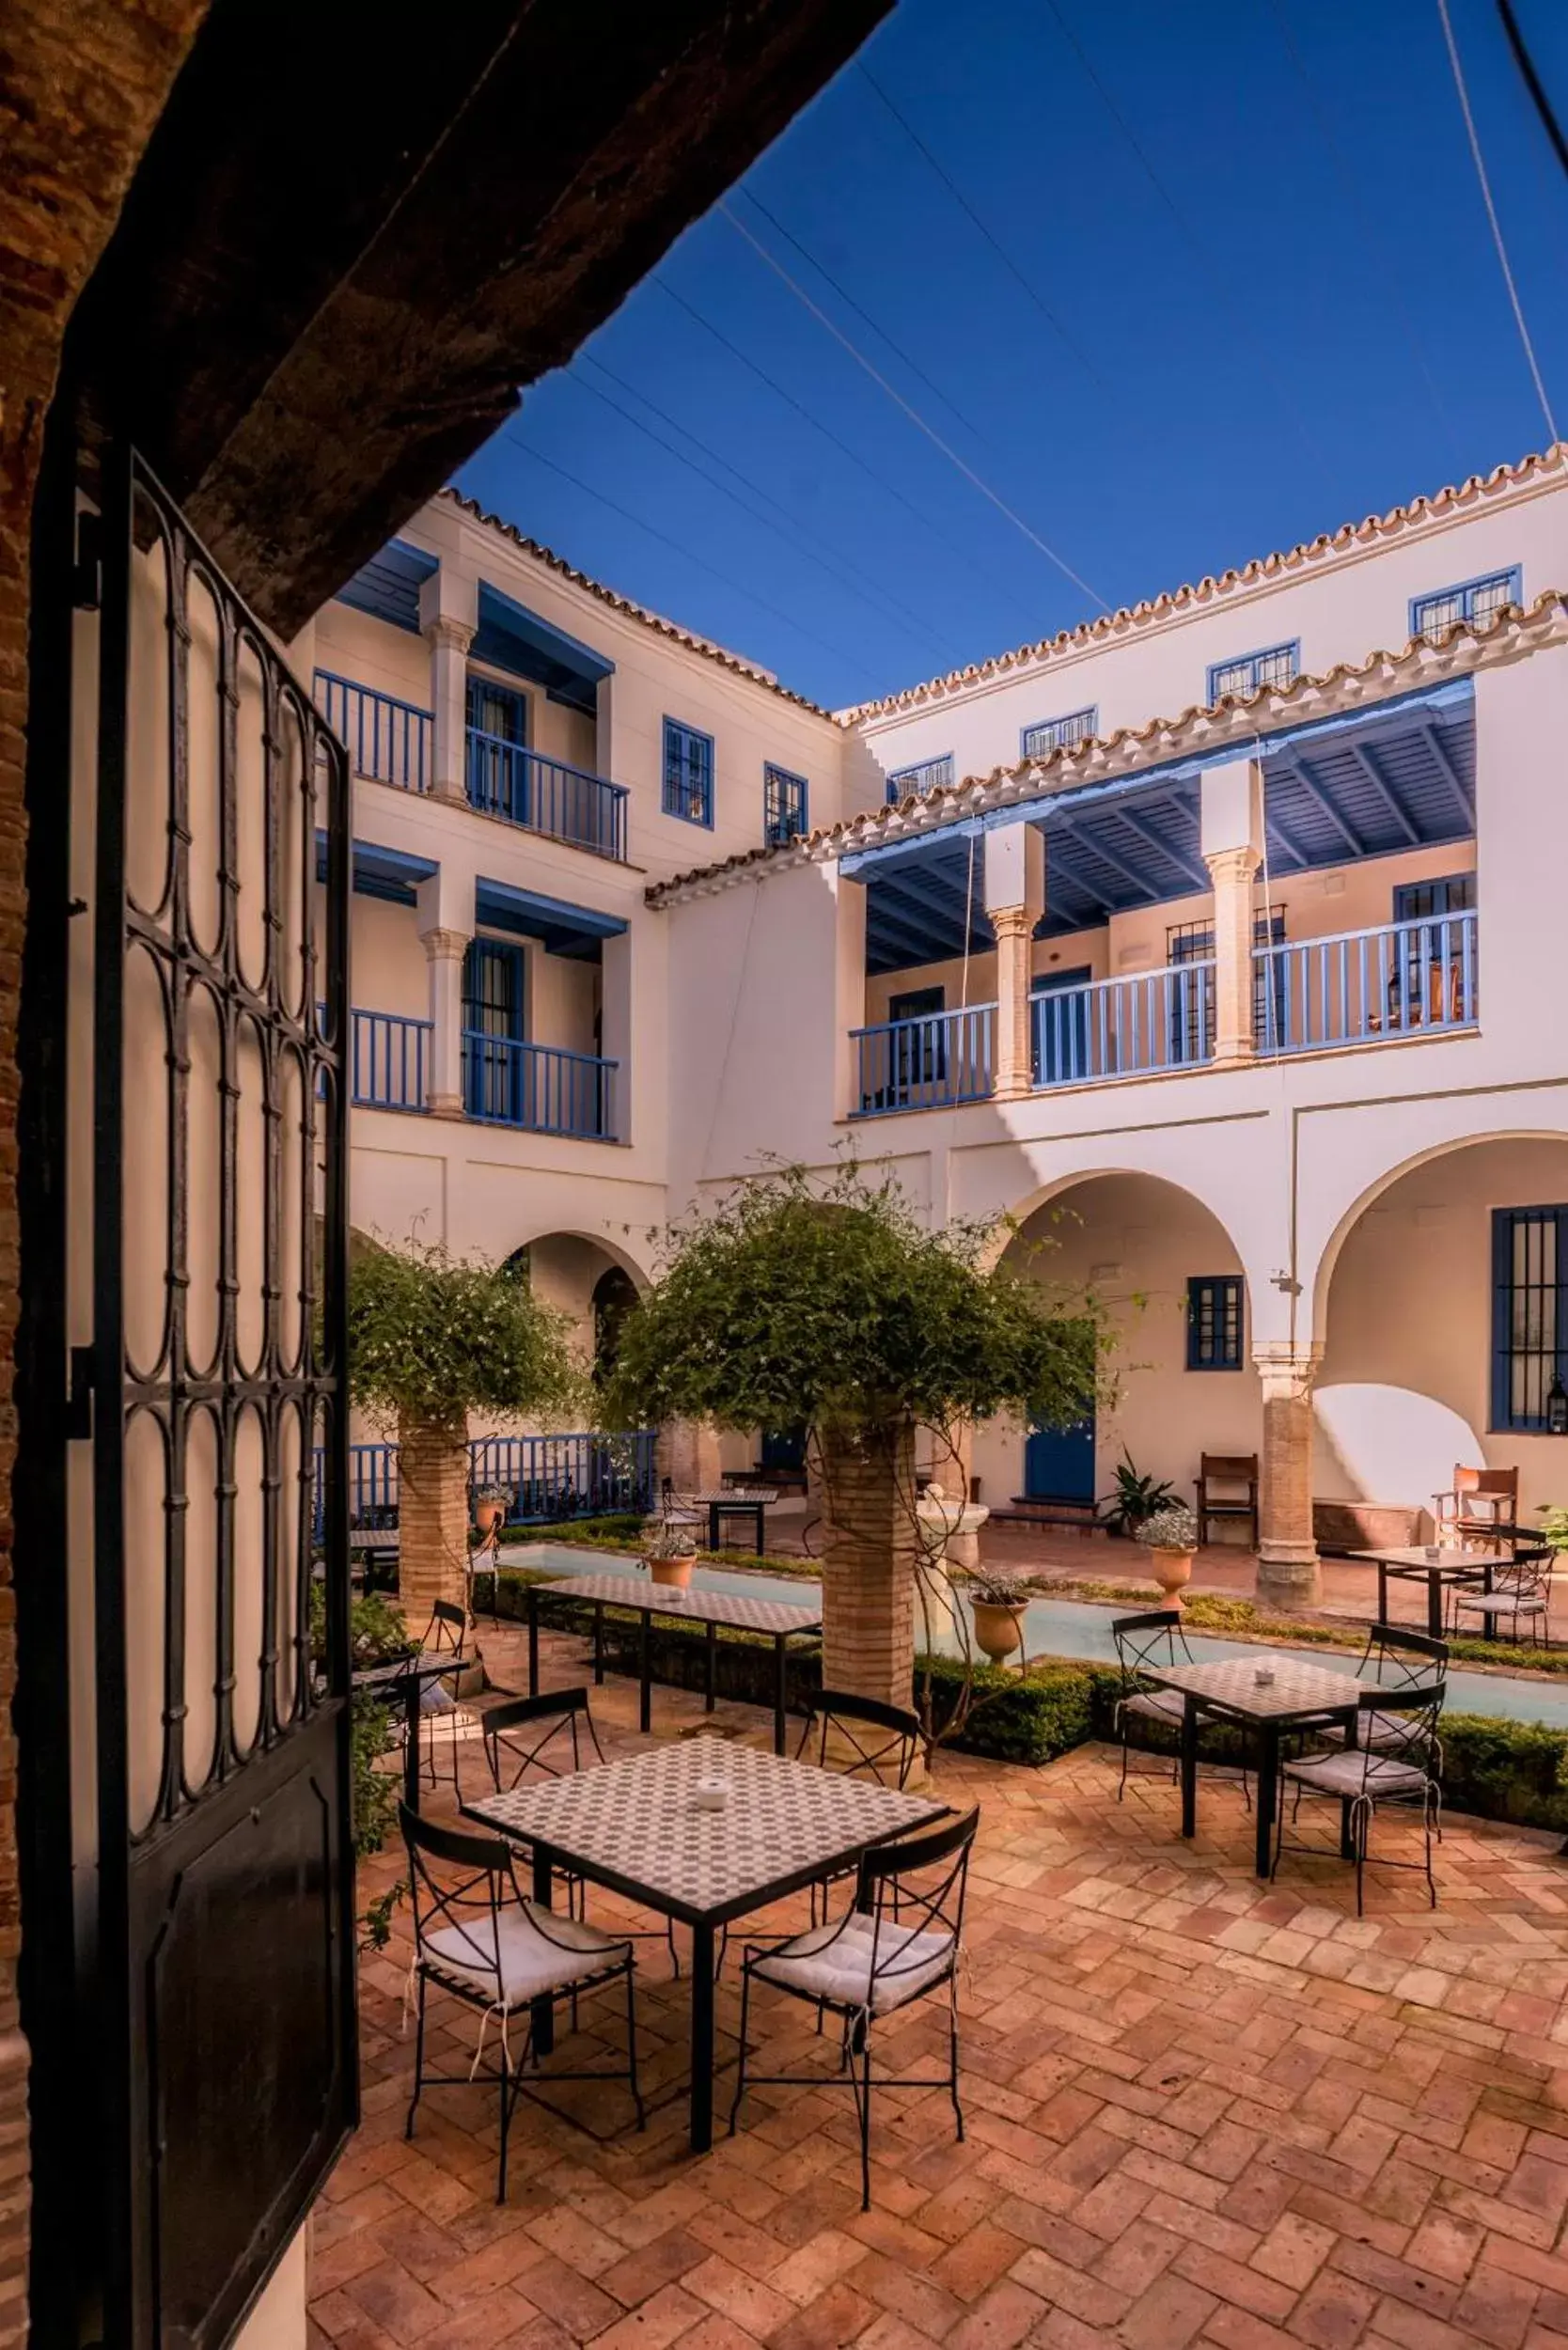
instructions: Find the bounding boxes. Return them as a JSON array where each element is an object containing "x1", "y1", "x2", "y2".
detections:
[
  {"x1": 396, "y1": 1415, "x2": 470, "y2": 1626},
  {"x1": 817, "y1": 1420, "x2": 918, "y2": 1711}
]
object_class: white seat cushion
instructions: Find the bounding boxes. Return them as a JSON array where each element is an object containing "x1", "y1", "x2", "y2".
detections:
[
  {"x1": 421, "y1": 1902, "x2": 630, "y2": 2007},
  {"x1": 1325, "y1": 1709, "x2": 1432, "y2": 1752},
  {"x1": 1281, "y1": 1749, "x2": 1430, "y2": 1800},
  {"x1": 1455, "y1": 1590, "x2": 1544, "y2": 1614},
  {"x1": 751, "y1": 1909, "x2": 954, "y2": 2016},
  {"x1": 1120, "y1": 1688, "x2": 1185, "y2": 1726}
]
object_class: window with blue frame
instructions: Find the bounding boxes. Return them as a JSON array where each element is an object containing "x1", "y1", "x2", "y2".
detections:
[
  {"x1": 886, "y1": 753, "x2": 954, "y2": 804},
  {"x1": 1392, "y1": 873, "x2": 1476, "y2": 923},
  {"x1": 1186, "y1": 1275, "x2": 1244, "y2": 1371},
  {"x1": 462, "y1": 937, "x2": 525, "y2": 1119},
  {"x1": 465, "y1": 675, "x2": 528, "y2": 819},
  {"x1": 1492, "y1": 1206, "x2": 1568, "y2": 1431},
  {"x1": 763, "y1": 762, "x2": 808, "y2": 846},
  {"x1": 663, "y1": 717, "x2": 713, "y2": 825},
  {"x1": 1411, "y1": 568, "x2": 1519, "y2": 644},
  {"x1": 1207, "y1": 642, "x2": 1299, "y2": 703},
  {"x1": 1022, "y1": 706, "x2": 1097, "y2": 760}
]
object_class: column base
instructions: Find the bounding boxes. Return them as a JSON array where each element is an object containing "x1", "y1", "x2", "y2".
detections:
[
  {"x1": 428, "y1": 1094, "x2": 464, "y2": 1120},
  {"x1": 994, "y1": 1079, "x2": 1032, "y2": 1103},
  {"x1": 429, "y1": 781, "x2": 469, "y2": 809},
  {"x1": 1255, "y1": 1543, "x2": 1321, "y2": 1611},
  {"x1": 1211, "y1": 1042, "x2": 1255, "y2": 1070}
]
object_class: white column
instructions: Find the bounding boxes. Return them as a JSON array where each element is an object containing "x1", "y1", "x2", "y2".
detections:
[
  {"x1": 1200, "y1": 760, "x2": 1264, "y2": 1067},
  {"x1": 418, "y1": 568, "x2": 478, "y2": 807},
  {"x1": 421, "y1": 929, "x2": 469, "y2": 1119},
  {"x1": 982, "y1": 823, "x2": 1045, "y2": 1099},
  {"x1": 600, "y1": 929, "x2": 632, "y2": 1144},
  {"x1": 832, "y1": 867, "x2": 868, "y2": 1121}
]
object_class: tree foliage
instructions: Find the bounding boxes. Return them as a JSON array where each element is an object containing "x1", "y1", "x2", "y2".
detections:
[
  {"x1": 348, "y1": 1239, "x2": 586, "y2": 1436},
  {"x1": 602, "y1": 1161, "x2": 1102, "y2": 1441}
]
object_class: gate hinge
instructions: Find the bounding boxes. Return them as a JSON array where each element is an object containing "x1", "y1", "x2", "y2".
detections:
[
  {"x1": 72, "y1": 514, "x2": 102, "y2": 613},
  {"x1": 66, "y1": 1347, "x2": 94, "y2": 1441}
]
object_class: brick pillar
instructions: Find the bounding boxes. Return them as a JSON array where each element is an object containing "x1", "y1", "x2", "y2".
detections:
[
  {"x1": 421, "y1": 926, "x2": 469, "y2": 1119},
  {"x1": 817, "y1": 1419, "x2": 918, "y2": 1715},
  {"x1": 1205, "y1": 844, "x2": 1262, "y2": 1066},
  {"x1": 424, "y1": 614, "x2": 474, "y2": 807},
  {"x1": 655, "y1": 1418, "x2": 722, "y2": 1493},
  {"x1": 397, "y1": 1414, "x2": 470, "y2": 1627},
  {"x1": 991, "y1": 905, "x2": 1034, "y2": 1100},
  {"x1": 1254, "y1": 1344, "x2": 1322, "y2": 1610}
]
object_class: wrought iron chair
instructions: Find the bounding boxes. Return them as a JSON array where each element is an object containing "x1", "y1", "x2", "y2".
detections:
[
  {"x1": 659, "y1": 1475, "x2": 705, "y2": 1547},
  {"x1": 1110, "y1": 1610, "x2": 1248, "y2": 1808},
  {"x1": 400, "y1": 1599, "x2": 469, "y2": 1788},
  {"x1": 729, "y1": 1807, "x2": 978, "y2": 2209},
  {"x1": 1448, "y1": 1534, "x2": 1552, "y2": 1646},
  {"x1": 400, "y1": 1803, "x2": 644, "y2": 2200},
  {"x1": 791, "y1": 1690, "x2": 926, "y2": 1931},
  {"x1": 1272, "y1": 1684, "x2": 1445, "y2": 1915},
  {"x1": 1341, "y1": 1624, "x2": 1449, "y2": 1750}
]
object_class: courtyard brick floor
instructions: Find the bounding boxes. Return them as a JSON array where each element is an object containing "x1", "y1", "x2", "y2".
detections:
[{"x1": 312, "y1": 1625, "x2": 1568, "y2": 2350}]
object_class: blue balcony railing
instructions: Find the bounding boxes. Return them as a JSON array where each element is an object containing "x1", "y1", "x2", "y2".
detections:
[
  {"x1": 313, "y1": 1431, "x2": 657, "y2": 1541},
  {"x1": 465, "y1": 728, "x2": 628, "y2": 861},
  {"x1": 1032, "y1": 963, "x2": 1215, "y2": 1088},
  {"x1": 1255, "y1": 912, "x2": 1478, "y2": 1053},
  {"x1": 853, "y1": 1004, "x2": 995, "y2": 1116},
  {"x1": 348, "y1": 1007, "x2": 431, "y2": 1110},
  {"x1": 315, "y1": 669, "x2": 431, "y2": 792},
  {"x1": 462, "y1": 1030, "x2": 617, "y2": 1139}
]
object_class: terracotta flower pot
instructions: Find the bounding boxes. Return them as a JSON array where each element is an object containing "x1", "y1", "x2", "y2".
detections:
[
  {"x1": 473, "y1": 1496, "x2": 505, "y2": 1546},
  {"x1": 647, "y1": 1553, "x2": 696, "y2": 1589},
  {"x1": 971, "y1": 1597, "x2": 1027, "y2": 1665},
  {"x1": 1148, "y1": 1546, "x2": 1194, "y2": 1606}
]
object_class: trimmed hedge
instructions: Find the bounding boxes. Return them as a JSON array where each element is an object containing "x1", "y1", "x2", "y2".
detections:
[{"x1": 475, "y1": 1568, "x2": 1568, "y2": 1837}]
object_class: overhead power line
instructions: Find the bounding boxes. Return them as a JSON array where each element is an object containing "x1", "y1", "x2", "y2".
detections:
[
  {"x1": 718, "y1": 197, "x2": 1111, "y2": 612},
  {"x1": 1495, "y1": 0, "x2": 1568, "y2": 204},
  {"x1": 569, "y1": 358, "x2": 954, "y2": 661},
  {"x1": 1435, "y1": 0, "x2": 1560, "y2": 442},
  {"x1": 1042, "y1": 0, "x2": 1339, "y2": 500},
  {"x1": 1266, "y1": 0, "x2": 1466, "y2": 470},
  {"x1": 854, "y1": 60, "x2": 1107, "y2": 395},
  {"x1": 650, "y1": 276, "x2": 1043, "y2": 631}
]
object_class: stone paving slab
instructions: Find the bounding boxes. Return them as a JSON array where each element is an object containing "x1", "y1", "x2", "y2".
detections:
[{"x1": 311, "y1": 1623, "x2": 1568, "y2": 2350}]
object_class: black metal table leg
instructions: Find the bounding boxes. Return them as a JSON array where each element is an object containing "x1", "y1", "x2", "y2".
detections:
[
  {"x1": 1483, "y1": 1556, "x2": 1496, "y2": 1641},
  {"x1": 531, "y1": 1846, "x2": 556, "y2": 2056},
  {"x1": 594, "y1": 1601, "x2": 604, "y2": 1685},
  {"x1": 639, "y1": 1606, "x2": 651, "y2": 1734},
  {"x1": 1378, "y1": 1559, "x2": 1389, "y2": 1628},
  {"x1": 1180, "y1": 1697, "x2": 1198, "y2": 1838},
  {"x1": 709, "y1": 1502, "x2": 722, "y2": 1550},
  {"x1": 527, "y1": 1586, "x2": 539, "y2": 1696},
  {"x1": 1340, "y1": 1705, "x2": 1360, "y2": 1858},
  {"x1": 401, "y1": 1674, "x2": 423, "y2": 1812},
  {"x1": 706, "y1": 1620, "x2": 717, "y2": 1714},
  {"x1": 1426, "y1": 1570, "x2": 1443, "y2": 1642},
  {"x1": 1256, "y1": 1723, "x2": 1279, "y2": 1878},
  {"x1": 774, "y1": 1637, "x2": 788, "y2": 1755},
  {"x1": 689, "y1": 1921, "x2": 715, "y2": 2152},
  {"x1": 752, "y1": 1505, "x2": 763, "y2": 1555}
]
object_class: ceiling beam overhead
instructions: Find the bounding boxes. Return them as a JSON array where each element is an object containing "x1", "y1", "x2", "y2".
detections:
[
  {"x1": 67, "y1": 0, "x2": 891, "y2": 635},
  {"x1": 1115, "y1": 804, "x2": 1209, "y2": 895},
  {"x1": 1271, "y1": 755, "x2": 1368, "y2": 858},
  {"x1": 1054, "y1": 817, "x2": 1160, "y2": 907},
  {"x1": 1350, "y1": 742, "x2": 1420, "y2": 845},
  {"x1": 1419, "y1": 721, "x2": 1478, "y2": 829}
]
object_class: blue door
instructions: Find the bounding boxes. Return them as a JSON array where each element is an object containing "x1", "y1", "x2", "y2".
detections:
[
  {"x1": 1031, "y1": 967, "x2": 1091, "y2": 1086},
  {"x1": 1024, "y1": 1411, "x2": 1096, "y2": 1504}
]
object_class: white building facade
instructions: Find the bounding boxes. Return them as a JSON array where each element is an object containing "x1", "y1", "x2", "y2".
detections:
[{"x1": 296, "y1": 451, "x2": 1568, "y2": 1602}]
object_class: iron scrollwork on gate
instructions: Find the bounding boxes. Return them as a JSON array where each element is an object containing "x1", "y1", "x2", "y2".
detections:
[{"x1": 93, "y1": 445, "x2": 355, "y2": 2345}]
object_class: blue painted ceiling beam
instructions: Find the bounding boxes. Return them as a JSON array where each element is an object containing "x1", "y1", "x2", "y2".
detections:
[
  {"x1": 1418, "y1": 722, "x2": 1478, "y2": 829},
  {"x1": 1273, "y1": 753, "x2": 1368, "y2": 858},
  {"x1": 1350, "y1": 742, "x2": 1420, "y2": 845}
]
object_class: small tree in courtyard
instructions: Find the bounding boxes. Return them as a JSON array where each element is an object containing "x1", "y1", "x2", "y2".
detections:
[
  {"x1": 349, "y1": 1240, "x2": 585, "y2": 1622},
  {"x1": 602, "y1": 1162, "x2": 1104, "y2": 1722}
]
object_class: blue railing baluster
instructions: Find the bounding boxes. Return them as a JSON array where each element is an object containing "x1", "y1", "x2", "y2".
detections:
[
  {"x1": 314, "y1": 669, "x2": 432, "y2": 792},
  {"x1": 460, "y1": 1030, "x2": 619, "y2": 1139},
  {"x1": 849, "y1": 1002, "x2": 996, "y2": 1115},
  {"x1": 1252, "y1": 912, "x2": 1477, "y2": 1054},
  {"x1": 463, "y1": 728, "x2": 628, "y2": 861}
]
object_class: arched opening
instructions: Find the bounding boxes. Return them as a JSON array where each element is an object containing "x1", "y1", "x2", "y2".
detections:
[
  {"x1": 984, "y1": 1171, "x2": 1256, "y2": 1533},
  {"x1": 1317, "y1": 1134, "x2": 1568, "y2": 1533},
  {"x1": 592, "y1": 1264, "x2": 639, "y2": 1377}
]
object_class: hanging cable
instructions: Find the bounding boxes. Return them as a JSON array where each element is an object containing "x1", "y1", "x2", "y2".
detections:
[
  {"x1": 719, "y1": 199, "x2": 1110, "y2": 612},
  {"x1": 1495, "y1": 0, "x2": 1568, "y2": 185},
  {"x1": 1435, "y1": 0, "x2": 1560, "y2": 442}
]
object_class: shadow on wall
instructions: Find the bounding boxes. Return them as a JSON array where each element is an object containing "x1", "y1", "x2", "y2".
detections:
[{"x1": 1313, "y1": 1383, "x2": 1482, "y2": 1514}]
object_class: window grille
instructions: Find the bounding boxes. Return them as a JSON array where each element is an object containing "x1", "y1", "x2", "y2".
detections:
[
  {"x1": 885, "y1": 752, "x2": 954, "y2": 805},
  {"x1": 1412, "y1": 569, "x2": 1519, "y2": 644},
  {"x1": 763, "y1": 762, "x2": 808, "y2": 846},
  {"x1": 1187, "y1": 1276, "x2": 1245, "y2": 1371},
  {"x1": 1022, "y1": 707, "x2": 1097, "y2": 760},
  {"x1": 1492, "y1": 1206, "x2": 1568, "y2": 1431},
  {"x1": 1207, "y1": 642, "x2": 1299, "y2": 702},
  {"x1": 663, "y1": 717, "x2": 713, "y2": 824}
]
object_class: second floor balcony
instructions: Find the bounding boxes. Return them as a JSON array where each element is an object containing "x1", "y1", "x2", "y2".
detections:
[
  {"x1": 461, "y1": 1030, "x2": 618, "y2": 1141},
  {"x1": 464, "y1": 728, "x2": 628, "y2": 861}
]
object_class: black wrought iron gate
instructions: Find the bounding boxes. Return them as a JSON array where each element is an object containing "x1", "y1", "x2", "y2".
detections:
[{"x1": 19, "y1": 438, "x2": 356, "y2": 2347}]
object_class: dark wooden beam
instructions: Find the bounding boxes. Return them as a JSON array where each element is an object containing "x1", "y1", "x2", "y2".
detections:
[{"x1": 67, "y1": 0, "x2": 891, "y2": 635}]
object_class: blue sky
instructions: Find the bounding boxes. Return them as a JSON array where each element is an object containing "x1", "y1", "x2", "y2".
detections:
[{"x1": 453, "y1": 0, "x2": 1568, "y2": 713}]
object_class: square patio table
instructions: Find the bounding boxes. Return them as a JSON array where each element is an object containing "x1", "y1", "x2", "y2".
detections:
[
  {"x1": 1140, "y1": 1652, "x2": 1368, "y2": 1877},
  {"x1": 352, "y1": 1652, "x2": 462, "y2": 1811},
  {"x1": 524, "y1": 1573, "x2": 823, "y2": 1753},
  {"x1": 685, "y1": 1486, "x2": 780, "y2": 1554},
  {"x1": 463, "y1": 1735, "x2": 945, "y2": 2151},
  {"x1": 1349, "y1": 1545, "x2": 1493, "y2": 1641}
]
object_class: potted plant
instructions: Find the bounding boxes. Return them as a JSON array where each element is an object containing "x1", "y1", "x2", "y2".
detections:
[
  {"x1": 348, "y1": 1240, "x2": 585, "y2": 1624},
  {"x1": 965, "y1": 1569, "x2": 1031, "y2": 1665},
  {"x1": 1140, "y1": 1502, "x2": 1199, "y2": 1606},
  {"x1": 602, "y1": 1162, "x2": 1103, "y2": 1716},
  {"x1": 1100, "y1": 1452, "x2": 1178, "y2": 1540},
  {"x1": 471, "y1": 1481, "x2": 510, "y2": 1549},
  {"x1": 641, "y1": 1517, "x2": 698, "y2": 1589}
]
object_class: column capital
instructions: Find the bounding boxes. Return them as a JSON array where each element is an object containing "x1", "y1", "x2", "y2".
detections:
[
  {"x1": 420, "y1": 924, "x2": 470, "y2": 964},
  {"x1": 989, "y1": 901, "x2": 1033, "y2": 941},
  {"x1": 1250, "y1": 1340, "x2": 1324, "y2": 1402},
  {"x1": 1204, "y1": 843, "x2": 1262, "y2": 887},
  {"x1": 424, "y1": 613, "x2": 474, "y2": 655}
]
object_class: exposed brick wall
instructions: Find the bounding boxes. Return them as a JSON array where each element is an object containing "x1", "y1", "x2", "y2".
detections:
[
  {"x1": 0, "y1": 7, "x2": 209, "y2": 2334},
  {"x1": 817, "y1": 1421, "x2": 918, "y2": 1714},
  {"x1": 395, "y1": 1415, "x2": 470, "y2": 1628}
]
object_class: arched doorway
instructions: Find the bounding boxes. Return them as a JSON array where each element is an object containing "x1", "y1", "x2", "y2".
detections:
[
  {"x1": 592, "y1": 1264, "x2": 639, "y2": 1377},
  {"x1": 990, "y1": 1171, "x2": 1255, "y2": 1524}
]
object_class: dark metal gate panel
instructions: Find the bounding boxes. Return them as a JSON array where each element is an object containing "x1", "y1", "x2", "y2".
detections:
[{"x1": 93, "y1": 446, "x2": 355, "y2": 2346}]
